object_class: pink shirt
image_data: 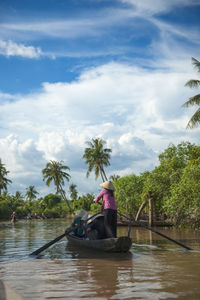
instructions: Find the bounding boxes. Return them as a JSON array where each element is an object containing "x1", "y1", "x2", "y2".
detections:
[{"x1": 94, "y1": 189, "x2": 117, "y2": 212}]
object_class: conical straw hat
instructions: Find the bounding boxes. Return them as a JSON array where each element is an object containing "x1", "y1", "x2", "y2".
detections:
[{"x1": 100, "y1": 181, "x2": 115, "y2": 191}]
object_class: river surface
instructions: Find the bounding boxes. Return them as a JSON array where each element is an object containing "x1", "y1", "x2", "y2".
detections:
[{"x1": 0, "y1": 218, "x2": 200, "y2": 300}]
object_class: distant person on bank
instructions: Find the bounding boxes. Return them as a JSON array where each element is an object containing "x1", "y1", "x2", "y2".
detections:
[
  {"x1": 11, "y1": 211, "x2": 17, "y2": 223},
  {"x1": 93, "y1": 181, "x2": 117, "y2": 238}
]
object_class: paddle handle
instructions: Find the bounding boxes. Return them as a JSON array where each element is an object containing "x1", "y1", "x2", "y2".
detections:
[
  {"x1": 30, "y1": 233, "x2": 66, "y2": 256},
  {"x1": 118, "y1": 212, "x2": 192, "y2": 250}
]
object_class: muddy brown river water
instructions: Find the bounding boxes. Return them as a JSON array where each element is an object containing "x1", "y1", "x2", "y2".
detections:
[{"x1": 0, "y1": 219, "x2": 200, "y2": 299}]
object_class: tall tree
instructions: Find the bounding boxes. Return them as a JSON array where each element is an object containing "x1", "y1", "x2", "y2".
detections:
[
  {"x1": 0, "y1": 159, "x2": 12, "y2": 195},
  {"x1": 25, "y1": 185, "x2": 38, "y2": 201},
  {"x1": 42, "y1": 160, "x2": 73, "y2": 212},
  {"x1": 183, "y1": 57, "x2": 200, "y2": 129},
  {"x1": 15, "y1": 191, "x2": 24, "y2": 199},
  {"x1": 69, "y1": 183, "x2": 78, "y2": 201},
  {"x1": 82, "y1": 138, "x2": 112, "y2": 181},
  {"x1": 109, "y1": 174, "x2": 120, "y2": 181}
]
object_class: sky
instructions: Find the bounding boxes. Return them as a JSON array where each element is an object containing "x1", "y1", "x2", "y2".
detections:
[{"x1": 0, "y1": 0, "x2": 200, "y2": 198}]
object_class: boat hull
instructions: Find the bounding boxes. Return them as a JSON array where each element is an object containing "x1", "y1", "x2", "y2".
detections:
[{"x1": 66, "y1": 234, "x2": 132, "y2": 253}]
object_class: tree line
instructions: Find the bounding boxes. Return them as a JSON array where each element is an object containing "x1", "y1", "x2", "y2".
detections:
[{"x1": 0, "y1": 140, "x2": 200, "y2": 228}]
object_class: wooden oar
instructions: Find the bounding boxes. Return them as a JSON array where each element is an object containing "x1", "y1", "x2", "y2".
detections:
[
  {"x1": 30, "y1": 212, "x2": 100, "y2": 256},
  {"x1": 30, "y1": 232, "x2": 67, "y2": 256},
  {"x1": 118, "y1": 211, "x2": 192, "y2": 250}
]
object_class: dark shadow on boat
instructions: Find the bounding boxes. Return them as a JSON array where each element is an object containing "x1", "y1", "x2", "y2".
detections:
[{"x1": 66, "y1": 242, "x2": 133, "y2": 260}]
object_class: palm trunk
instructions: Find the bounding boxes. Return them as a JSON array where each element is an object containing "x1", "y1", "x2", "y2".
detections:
[
  {"x1": 100, "y1": 165, "x2": 108, "y2": 181},
  {"x1": 58, "y1": 184, "x2": 74, "y2": 213},
  {"x1": 135, "y1": 199, "x2": 148, "y2": 221},
  {"x1": 100, "y1": 171, "x2": 105, "y2": 182}
]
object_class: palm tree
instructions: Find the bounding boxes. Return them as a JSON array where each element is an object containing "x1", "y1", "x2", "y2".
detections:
[
  {"x1": 15, "y1": 191, "x2": 24, "y2": 199},
  {"x1": 0, "y1": 159, "x2": 12, "y2": 195},
  {"x1": 109, "y1": 174, "x2": 120, "y2": 181},
  {"x1": 69, "y1": 183, "x2": 78, "y2": 201},
  {"x1": 42, "y1": 160, "x2": 73, "y2": 212},
  {"x1": 183, "y1": 57, "x2": 200, "y2": 129},
  {"x1": 82, "y1": 138, "x2": 112, "y2": 181},
  {"x1": 25, "y1": 185, "x2": 38, "y2": 201}
]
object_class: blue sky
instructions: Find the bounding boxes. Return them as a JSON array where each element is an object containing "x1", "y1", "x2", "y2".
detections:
[{"x1": 0, "y1": 0, "x2": 200, "y2": 197}]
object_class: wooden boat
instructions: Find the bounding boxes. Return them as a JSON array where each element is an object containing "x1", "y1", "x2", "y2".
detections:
[{"x1": 66, "y1": 232, "x2": 132, "y2": 253}]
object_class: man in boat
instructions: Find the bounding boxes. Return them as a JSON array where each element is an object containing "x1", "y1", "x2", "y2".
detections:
[{"x1": 93, "y1": 181, "x2": 117, "y2": 238}]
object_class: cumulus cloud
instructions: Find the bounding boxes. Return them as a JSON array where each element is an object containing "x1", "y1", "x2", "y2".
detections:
[{"x1": 0, "y1": 40, "x2": 44, "y2": 58}]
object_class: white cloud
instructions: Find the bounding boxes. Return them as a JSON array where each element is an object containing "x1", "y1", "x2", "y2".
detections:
[
  {"x1": 120, "y1": 0, "x2": 200, "y2": 16},
  {"x1": 0, "y1": 40, "x2": 44, "y2": 58},
  {"x1": 0, "y1": 60, "x2": 199, "y2": 196}
]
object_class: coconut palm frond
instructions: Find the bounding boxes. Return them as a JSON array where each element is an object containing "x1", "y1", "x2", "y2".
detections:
[
  {"x1": 42, "y1": 160, "x2": 73, "y2": 211},
  {"x1": 182, "y1": 94, "x2": 200, "y2": 107},
  {"x1": 192, "y1": 57, "x2": 200, "y2": 72},
  {"x1": 186, "y1": 108, "x2": 200, "y2": 129},
  {"x1": 0, "y1": 159, "x2": 12, "y2": 195},
  {"x1": 183, "y1": 57, "x2": 200, "y2": 129},
  {"x1": 82, "y1": 138, "x2": 112, "y2": 181},
  {"x1": 185, "y1": 80, "x2": 200, "y2": 89}
]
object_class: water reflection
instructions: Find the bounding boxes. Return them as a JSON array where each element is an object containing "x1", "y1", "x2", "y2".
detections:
[{"x1": 44, "y1": 243, "x2": 134, "y2": 300}]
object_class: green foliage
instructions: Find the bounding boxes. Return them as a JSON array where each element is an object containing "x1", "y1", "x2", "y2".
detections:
[
  {"x1": 0, "y1": 199, "x2": 12, "y2": 219},
  {"x1": 69, "y1": 183, "x2": 78, "y2": 201},
  {"x1": 25, "y1": 185, "x2": 39, "y2": 201},
  {"x1": 141, "y1": 142, "x2": 198, "y2": 217},
  {"x1": 41, "y1": 193, "x2": 62, "y2": 209},
  {"x1": 0, "y1": 159, "x2": 12, "y2": 195},
  {"x1": 165, "y1": 160, "x2": 200, "y2": 227},
  {"x1": 44, "y1": 202, "x2": 68, "y2": 218},
  {"x1": 72, "y1": 193, "x2": 95, "y2": 212},
  {"x1": 42, "y1": 160, "x2": 71, "y2": 193},
  {"x1": 42, "y1": 160, "x2": 73, "y2": 212},
  {"x1": 82, "y1": 138, "x2": 111, "y2": 181},
  {"x1": 0, "y1": 194, "x2": 25, "y2": 219},
  {"x1": 114, "y1": 174, "x2": 144, "y2": 215}
]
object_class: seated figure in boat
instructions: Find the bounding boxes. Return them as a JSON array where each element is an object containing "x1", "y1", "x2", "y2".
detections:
[
  {"x1": 71, "y1": 209, "x2": 88, "y2": 237},
  {"x1": 86, "y1": 214, "x2": 106, "y2": 240},
  {"x1": 70, "y1": 210, "x2": 106, "y2": 240}
]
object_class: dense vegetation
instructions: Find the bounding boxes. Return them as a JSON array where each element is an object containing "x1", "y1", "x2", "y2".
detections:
[{"x1": 0, "y1": 141, "x2": 200, "y2": 228}]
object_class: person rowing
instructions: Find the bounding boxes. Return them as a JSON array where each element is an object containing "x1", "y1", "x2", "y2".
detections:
[{"x1": 93, "y1": 181, "x2": 117, "y2": 238}]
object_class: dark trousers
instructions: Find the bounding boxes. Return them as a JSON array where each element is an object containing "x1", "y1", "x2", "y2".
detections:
[{"x1": 104, "y1": 209, "x2": 117, "y2": 238}]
